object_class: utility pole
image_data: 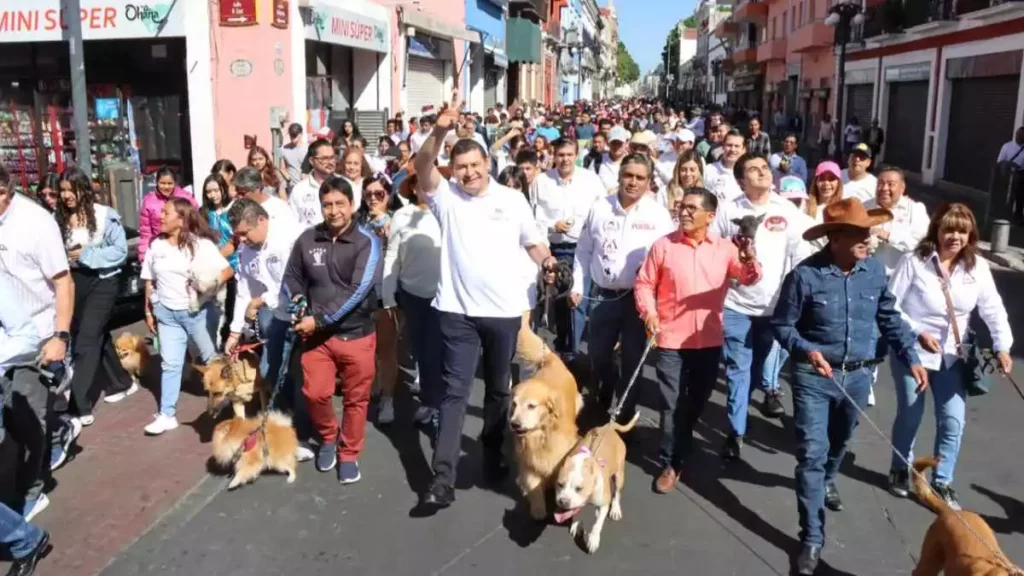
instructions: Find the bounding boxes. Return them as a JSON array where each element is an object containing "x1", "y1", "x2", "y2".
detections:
[{"x1": 67, "y1": 0, "x2": 91, "y2": 176}]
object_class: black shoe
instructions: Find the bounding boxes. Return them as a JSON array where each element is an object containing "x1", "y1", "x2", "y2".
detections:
[
  {"x1": 888, "y1": 469, "x2": 910, "y2": 498},
  {"x1": 931, "y1": 482, "x2": 962, "y2": 511},
  {"x1": 824, "y1": 483, "x2": 843, "y2": 512},
  {"x1": 720, "y1": 434, "x2": 743, "y2": 462},
  {"x1": 7, "y1": 531, "x2": 51, "y2": 576},
  {"x1": 761, "y1": 391, "x2": 785, "y2": 418},
  {"x1": 420, "y1": 480, "x2": 455, "y2": 509},
  {"x1": 795, "y1": 544, "x2": 821, "y2": 575}
]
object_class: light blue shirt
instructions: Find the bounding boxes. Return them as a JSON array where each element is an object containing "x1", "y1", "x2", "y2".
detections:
[
  {"x1": 0, "y1": 277, "x2": 41, "y2": 373},
  {"x1": 769, "y1": 152, "x2": 809, "y2": 186}
]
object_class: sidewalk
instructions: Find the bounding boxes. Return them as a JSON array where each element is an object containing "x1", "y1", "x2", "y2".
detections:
[{"x1": 0, "y1": 322, "x2": 214, "y2": 576}]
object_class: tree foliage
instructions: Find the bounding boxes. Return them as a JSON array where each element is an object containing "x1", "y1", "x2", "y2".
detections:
[
  {"x1": 683, "y1": 15, "x2": 698, "y2": 28},
  {"x1": 660, "y1": 25, "x2": 682, "y2": 79},
  {"x1": 616, "y1": 41, "x2": 640, "y2": 85}
]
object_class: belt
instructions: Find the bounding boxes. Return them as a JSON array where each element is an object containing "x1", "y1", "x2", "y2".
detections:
[
  {"x1": 830, "y1": 358, "x2": 884, "y2": 372},
  {"x1": 594, "y1": 286, "x2": 632, "y2": 298}
]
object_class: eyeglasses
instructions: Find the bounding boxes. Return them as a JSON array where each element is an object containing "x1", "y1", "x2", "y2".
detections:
[
  {"x1": 367, "y1": 191, "x2": 388, "y2": 201},
  {"x1": 313, "y1": 155, "x2": 336, "y2": 162},
  {"x1": 678, "y1": 203, "x2": 704, "y2": 214}
]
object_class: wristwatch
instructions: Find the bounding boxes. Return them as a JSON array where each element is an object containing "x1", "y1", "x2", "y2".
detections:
[{"x1": 53, "y1": 331, "x2": 71, "y2": 343}]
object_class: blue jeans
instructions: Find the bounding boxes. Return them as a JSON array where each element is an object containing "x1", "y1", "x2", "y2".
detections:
[
  {"x1": 722, "y1": 308, "x2": 776, "y2": 436},
  {"x1": 153, "y1": 302, "x2": 218, "y2": 417},
  {"x1": 762, "y1": 340, "x2": 788, "y2": 392},
  {"x1": 0, "y1": 378, "x2": 45, "y2": 559},
  {"x1": 889, "y1": 353, "x2": 966, "y2": 485},
  {"x1": 551, "y1": 245, "x2": 588, "y2": 361},
  {"x1": 257, "y1": 308, "x2": 311, "y2": 438},
  {"x1": 397, "y1": 288, "x2": 442, "y2": 410},
  {"x1": 791, "y1": 362, "x2": 871, "y2": 547},
  {"x1": 588, "y1": 288, "x2": 646, "y2": 422}
]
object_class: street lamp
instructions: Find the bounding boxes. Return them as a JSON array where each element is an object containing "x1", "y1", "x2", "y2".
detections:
[
  {"x1": 711, "y1": 58, "x2": 723, "y2": 105},
  {"x1": 827, "y1": 0, "x2": 866, "y2": 161},
  {"x1": 563, "y1": 24, "x2": 584, "y2": 102}
]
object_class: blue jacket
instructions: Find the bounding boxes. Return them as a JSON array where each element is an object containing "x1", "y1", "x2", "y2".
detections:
[
  {"x1": 207, "y1": 207, "x2": 240, "y2": 270},
  {"x1": 77, "y1": 205, "x2": 128, "y2": 279},
  {"x1": 771, "y1": 249, "x2": 919, "y2": 368}
]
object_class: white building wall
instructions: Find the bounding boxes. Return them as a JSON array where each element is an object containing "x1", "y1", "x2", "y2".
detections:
[{"x1": 184, "y1": 0, "x2": 215, "y2": 185}]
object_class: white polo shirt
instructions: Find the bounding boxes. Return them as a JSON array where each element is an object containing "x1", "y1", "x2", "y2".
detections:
[
  {"x1": 261, "y1": 195, "x2": 300, "y2": 229},
  {"x1": 864, "y1": 194, "x2": 930, "y2": 276},
  {"x1": 714, "y1": 192, "x2": 814, "y2": 317},
  {"x1": 534, "y1": 167, "x2": 606, "y2": 244},
  {"x1": 597, "y1": 158, "x2": 622, "y2": 191},
  {"x1": 841, "y1": 170, "x2": 878, "y2": 203},
  {"x1": 0, "y1": 194, "x2": 69, "y2": 339},
  {"x1": 231, "y1": 217, "x2": 303, "y2": 332},
  {"x1": 572, "y1": 193, "x2": 674, "y2": 293},
  {"x1": 289, "y1": 176, "x2": 325, "y2": 228},
  {"x1": 427, "y1": 177, "x2": 545, "y2": 318},
  {"x1": 704, "y1": 161, "x2": 743, "y2": 203}
]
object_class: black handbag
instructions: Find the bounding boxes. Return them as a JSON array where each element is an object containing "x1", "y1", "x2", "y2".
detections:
[{"x1": 932, "y1": 260, "x2": 998, "y2": 396}]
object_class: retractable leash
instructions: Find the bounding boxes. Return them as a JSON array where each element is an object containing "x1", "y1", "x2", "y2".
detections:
[
  {"x1": 586, "y1": 332, "x2": 659, "y2": 457},
  {"x1": 823, "y1": 368, "x2": 1020, "y2": 572}
]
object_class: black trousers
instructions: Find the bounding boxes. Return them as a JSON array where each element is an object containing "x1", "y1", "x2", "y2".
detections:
[
  {"x1": 2, "y1": 367, "x2": 65, "y2": 505},
  {"x1": 655, "y1": 347, "x2": 722, "y2": 470},
  {"x1": 432, "y1": 311, "x2": 519, "y2": 487},
  {"x1": 69, "y1": 269, "x2": 133, "y2": 417}
]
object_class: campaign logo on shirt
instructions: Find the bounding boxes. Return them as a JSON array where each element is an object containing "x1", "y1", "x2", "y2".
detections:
[
  {"x1": 310, "y1": 247, "x2": 326, "y2": 267},
  {"x1": 764, "y1": 215, "x2": 788, "y2": 232},
  {"x1": 245, "y1": 259, "x2": 260, "y2": 277},
  {"x1": 600, "y1": 238, "x2": 619, "y2": 257},
  {"x1": 267, "y1": 255, "x2": 282, "y2": 277},
  {"x1": 601, "y1": 219, "x2": 621, "y2": 234},
  {"x1": 632, "y1": 221, "x2": 656, "y2": 231},
  {"x1": 488, "y1": 207, "x2": 508, "y2": 222}
]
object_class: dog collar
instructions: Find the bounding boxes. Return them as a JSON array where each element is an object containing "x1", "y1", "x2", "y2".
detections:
[
  {"x1": 578, "y1": 445, "x2": 605, "y2": 467},
  {"x1": 243, "y1": 429, "x2": 259, "y2": 453}
]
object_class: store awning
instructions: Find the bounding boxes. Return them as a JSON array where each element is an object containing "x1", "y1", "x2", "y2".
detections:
[
  {"x1": 506, "y1": 18, "x2": 541, "y2": 64},
  {"x1": 402, "y1": 10, "x2": 481, "y2": 43},
  {"x1": 488, "y1": 51, "x2": 510, "y2": 69}
]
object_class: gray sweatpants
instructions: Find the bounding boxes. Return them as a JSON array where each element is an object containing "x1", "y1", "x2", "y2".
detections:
[{"x1": 2, "y1": 366, "x2": 61, "y2": 504}]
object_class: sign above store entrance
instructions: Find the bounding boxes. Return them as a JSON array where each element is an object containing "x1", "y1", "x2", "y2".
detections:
[
  {"x1": 302, "y1": 1, "x2": 388, "y2": 53},
  {"x1": 0, "y1": 0, "x2": 185, "y2": 42}
]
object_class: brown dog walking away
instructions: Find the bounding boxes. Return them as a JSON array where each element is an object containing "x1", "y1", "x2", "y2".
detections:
[
  {"x1": 508, "y1": 315, "x2": 584, "y2": 520},
  {"x1": 911, "y1": 457, "x2": 1022, "y2": 576}
]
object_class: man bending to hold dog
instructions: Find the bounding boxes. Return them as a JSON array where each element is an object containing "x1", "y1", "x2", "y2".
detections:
[
  {"x1": 283, "y1": 176, "x2": 383, "y2": 485},
  {"x1": 414, "y1": 90, "x2": 557, "y2": 512},
  {"x1": 771, "y1": 197, "x2": 928, "y2": 575},
  {"x1": 225, "y1": 199, "x2": 313, "y2": 461}
]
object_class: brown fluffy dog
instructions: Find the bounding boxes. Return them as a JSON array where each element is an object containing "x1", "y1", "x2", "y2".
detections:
[
  {"x1": 911, "y1": 457, "x2": 1022, "y2": 575},
  {"x1": 114, "y1": 332, "x2": 149, "y2": 386},
  {"x1": 508, "y1": 315, "x2": 584, "y2": 520},
  {"x1": 211, "y1": 412, "x2": 298, "y2": 489},
  {"x1": 198, "y1": 351, "x2": 265, "y2": 418}
]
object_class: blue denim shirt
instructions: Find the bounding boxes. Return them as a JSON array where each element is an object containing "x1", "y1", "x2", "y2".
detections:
[
  {"x1": 771, "y1": 249, "x2": 920, "y2": 367},
  {"x1": 77, "y1": 207, "x2": 128, "y2": 278}
]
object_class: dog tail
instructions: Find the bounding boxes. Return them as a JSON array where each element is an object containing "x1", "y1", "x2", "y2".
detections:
[
  {"x1": 266, "y1": 411, "x2": 294, "y2": 429},
  {"x1": 516, "y1": 319, "x2": 552, "y2": 368},
  {"x1": 911, "y1": 457, "x2": 950, "y2": 515},
  {"x1": 610, "y1": 412, "x2": 641, "y2": 434}
]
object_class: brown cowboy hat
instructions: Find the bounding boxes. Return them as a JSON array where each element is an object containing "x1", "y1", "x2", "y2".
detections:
[
  {"x1": 802, "y1": 197, "x2": 893, "y2": 241},
  {"x1": 398, "y1": 162, "x2": 453, "y2": 201}
]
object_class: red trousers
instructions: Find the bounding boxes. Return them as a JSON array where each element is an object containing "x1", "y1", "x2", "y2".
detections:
[{"x1": 300, "y1": 333, "x2": 376, "y2": 461}]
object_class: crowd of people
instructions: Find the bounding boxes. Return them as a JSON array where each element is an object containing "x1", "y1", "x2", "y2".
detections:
[{"x1": 0, "y1": 93, "x2": 1016, "y2": 575}]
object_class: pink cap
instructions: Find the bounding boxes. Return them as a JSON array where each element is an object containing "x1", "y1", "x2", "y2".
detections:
[{"x1": 815, "y1": 161, "x2": 841, "y2": 179}]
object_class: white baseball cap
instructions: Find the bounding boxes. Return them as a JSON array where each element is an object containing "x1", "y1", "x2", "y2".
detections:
[
  {"x1": 608, "y1": 127, "x2": 631, "y2": 143},
  {"x1": 666, "y1": 129, "x2": 696, "y2": 144}
]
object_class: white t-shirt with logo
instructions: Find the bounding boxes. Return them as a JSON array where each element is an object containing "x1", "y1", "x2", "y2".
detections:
[
  {"x1": 261, "y1": 195, "x2": 300, "y2": 229},
  {"x1": 427, "y1": 177, "x2": 546, "y2": 318},
  {"x1": 289, "y1": 176, "x2": 325, "y2": 228},
  {"x1": 841, "y1": 170, "x2": 877, "y2": 203},
  {"x1": 141, "y1": 238, "x2": 230, "y2": 311},
  {"x1": 704, "y1": 162, "x2": 744, "y2": 203}
]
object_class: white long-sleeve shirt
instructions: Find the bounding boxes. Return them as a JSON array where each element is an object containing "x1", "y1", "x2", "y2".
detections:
[
  {"x1": 289, "y1": 175, "x2": 325, "y2": 228},
  {"x1": 597, "y1": 157, "x2": 622, "y2": 191},
  {"x1": 0, "y1": 276, "x2": 41, "y2": 373},
  {"x1": 704, "y1": 161, "x2": 743, "y2": 203},
  {"x1": 713, "y1": 193, "x2": 814, "y2": 317},
  {"x1": 231, "y1": 218, "x2": 303, "y2": 333},
  {"x1": 381, "y1": 203, "x2": 442, "y2": 308},
  {"x1": 996, "y1": 139, "x2": 1024, "y2": 168},
  {"x1": 864, "y1": 194, "x2": 930, "y2": 276},
  {"x1": 533, "y1": 167, "x2": 606, "y2": 244},
  {"x1": 572, "y1": 193, "x2": 674, "y2": 293},
  {"x1": 888, "y1": 251, "x2": 1013, "y2": 370}
]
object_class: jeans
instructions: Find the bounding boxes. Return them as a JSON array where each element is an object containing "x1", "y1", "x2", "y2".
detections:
[
  {"x1": 153, "y1": 302, "x2": 218, "y2": 417},
  {"x1": 398, "y1": 288, "x2": 442, "y2": 410},
  {"x1": 722, "y1": 308, "x2": 776, "y2": 436},
  {"x1": 257, "y1": 308, "x2": 311, "y2": 439},
  {"x1": 68, "y1": 270, "x2": 133, "y2": 416},
  {"x1": 551, "y1": 244, "x2": 588, "y2": 362},
  {"x1": 761, "y1": 339, "x2": 788, "y2": 392},
  {"x1": 791, "y1": 362, "x2": 870, "y2": 547},
  {"x1": 432, "y1": 312, "x2": 519, "y2": 487},
  {"x1": 588, "y1": 288, "x2": 647, "y2": 423},
  {"x1": 0, "y1": 501, "x2": 43, "y2": 559},
  {"x1": 889, "y1": 353, "x2": 966, "y2": 485},
  {"x1": 655, "y1": 347, "x2": 722, "y2": 470}
]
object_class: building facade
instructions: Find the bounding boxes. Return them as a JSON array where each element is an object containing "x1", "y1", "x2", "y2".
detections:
[
  {"x1": 465, "y1": 0, "x2": 509, "y2": 112},
  {"x1": 507, "y1": 0, "x2": 548, "y2": 104},
  {"x1": 579, "y1": 0, "x2": 601, "y2": 102},
  {"x1": 844, "y1": 0, "x2": 1024, "y2": 192},
  {"x1": 596, "y1": 3, "x2": 619, "y2": 100}
]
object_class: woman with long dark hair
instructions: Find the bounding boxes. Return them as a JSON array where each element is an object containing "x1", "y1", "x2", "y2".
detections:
[
  {"x1": 140, "y1": 198, "x2": 232, "y2": 435},
  {"x1": 57, "y1": 167, "x2": 135, "y2": 426},
  {"x1": 201, "y1": 173, "x2": 239, "y2": 347},
  {"x1": 138, "y1": 166, "x2": 197, "y2": 265},
  {"x1": 34, "y1": 174, "x2": 59, "y2": 213},
  {"x1": 211, "y1": 159, "x2": 238, "y2": 201},
  {"x1": 248, "y1": 145, "x2": 287, "y2": 200}
]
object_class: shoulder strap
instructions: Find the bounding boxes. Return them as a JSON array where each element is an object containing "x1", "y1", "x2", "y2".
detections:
[{"x1": 930, "y1": 258, "x2": 964, "y2": 357}]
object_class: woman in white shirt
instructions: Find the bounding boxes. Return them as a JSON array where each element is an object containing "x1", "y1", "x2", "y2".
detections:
[
  {"x1": 337, "y1": 148, "x2": 372, "y2": 212},
  {"x1": 886, "y1": 203, "x2": 1013, "y2": 508},
  {"x1": 56, "y1": 168, "x2": 135, "y2": 426},
  {"x1": 141, "y1": 198, "x2": 233, "y2": 435},
  {"x1": 662, "y1": 149, "x2": 704, "y2": 223},
  {"x1": 382, "y1": 167, "x2": 446, "y2": 429}
]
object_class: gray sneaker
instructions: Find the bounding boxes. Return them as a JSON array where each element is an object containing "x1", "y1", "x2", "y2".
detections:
[
  {"x1": 377, "y1": 397, "x2": 395, "y2": 425},
  {"x1": 338, "y1": 461, "x2": 361, "y2": 484},
  {"x1": 315, "y1": 443, "x2": 336, "y2": 472}
]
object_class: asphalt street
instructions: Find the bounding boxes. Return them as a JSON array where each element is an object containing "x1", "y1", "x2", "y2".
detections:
[{"x1": 101, "y1": 271, "x2": 1024, "y2": 576}]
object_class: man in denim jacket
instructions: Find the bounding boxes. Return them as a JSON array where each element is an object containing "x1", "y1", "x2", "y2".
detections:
[{"x1": 772, "y1": 198, "x2": 929, "y2": 574}]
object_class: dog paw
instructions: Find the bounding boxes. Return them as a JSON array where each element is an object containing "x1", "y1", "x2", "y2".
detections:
[
  {"x1": 584, "y1": 532, "x2": 601, "y2": 554},
  {"x1": 227, "y1": 477, "x2": 242, "y2": 490},
  {"x1": 286, "y1": 472, "x2": 296, "y2": 483},
  {"x1": 609, "y1": 503, "x2": 622, "y2": 521},
  {"x1": 569, "y1": 521, "x2": 581, "y2": 538}
]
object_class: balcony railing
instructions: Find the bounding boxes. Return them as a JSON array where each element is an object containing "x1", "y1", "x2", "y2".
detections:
[
  {"x1": 733, "y1": 0, "x2": 770, "y2": 23},
  {"x1": 509, "y1": 0, "x2": 549, "y2": 19},
  {"x1": 789, "y1": 19, "x2": 834, "y2": 52},
  {"x1": 856, "y1": 0, "x2": 1020, "y2": 40},
  {"x1": 756, "y1": 37, "x2": 787, "y2": 62}
]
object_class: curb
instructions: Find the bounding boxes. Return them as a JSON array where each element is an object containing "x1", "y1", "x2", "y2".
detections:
[{"x1": 984, "y1": 250, "x2": 1024, "y2": 272}]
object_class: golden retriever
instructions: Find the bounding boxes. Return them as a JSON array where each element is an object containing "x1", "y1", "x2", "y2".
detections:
[
  {"x1": 197, "y1": 351, "x2": 266, "y2": 418},
  {"x1": 114, "y1": 332, "x2": 149, "y2": 386},
  {"x1": 211, "y1": 412, "x2": 298, "y2": 490},
  {"x1": 911, "y1": 457, "x2": 1021, "y2": 575},
  {"x1": 508, "y1": 314, "x2": 584, "y2": 520}
]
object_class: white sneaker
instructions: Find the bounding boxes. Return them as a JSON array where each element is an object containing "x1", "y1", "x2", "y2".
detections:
[
  {"x1": 295, "y1": 445, "x2": 315, "y2": 462},
  {"x1": 104, "y1": 382, "x2": 140, "y2": 404},
  {"x1": 867, "y1": 386, "x2": 876, "y2": 407},
  {"x1": 377, "y1": 397, "x2": 395, "y2": 425},
  {"x1": 78, "y1": 415, "x2": 95, "y2": 427},
  {"x1": 23, "y1": 494, "x2": 49, "y2": 523},
  {"x1": 144, "y1": 414, "x2": 179, "y2": 435}
]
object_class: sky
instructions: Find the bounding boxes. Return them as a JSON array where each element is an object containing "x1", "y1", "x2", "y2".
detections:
[{"x1": 598, "y1": 0, "x2": 697, "y2": 74}]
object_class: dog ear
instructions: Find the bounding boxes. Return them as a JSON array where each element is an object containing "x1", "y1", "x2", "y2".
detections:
[
  {"x1": 545, "y1": 395, "x2": 559, "y2": 422},
  {"x1": 220, "y1": 365, "x2": 232, "y2": 380},
  {"x1": 730, "y1": 218, "x2": 742, "y2": 226},
  {"x1": 756, "y1": 213, "x2": 766, "y2": 224}
]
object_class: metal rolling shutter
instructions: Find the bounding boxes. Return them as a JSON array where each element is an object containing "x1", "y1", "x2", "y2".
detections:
[
  {"x1": 846, "y1": 84, "x2": 874, "y2": 127},
  {"x1": 484, "y1": 68, "x2": 499, "y2": 109},
  {"x1": 944, "y1": 76, "x2": 1020, "y2": 191},
  {"x1": 407, "y1": 56, "x2": 445, "y2": 115},
  {"x1": 884, "y1": 80, "x2": 928, "y2": 172}
]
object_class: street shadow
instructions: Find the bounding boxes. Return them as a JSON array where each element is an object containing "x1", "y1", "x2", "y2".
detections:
[
  {"x1": 374, "y1": 388, "x2": 433, "y2": 496},
  {"x1": 500, "y1": 503, "x2": 549, "y2": 548},
  {"x1": 971, "y1": 483, "x2": 1024, "y2": 535},
  {"x1": 838, "y1": 451, "x2": 890, "y2": 493}
]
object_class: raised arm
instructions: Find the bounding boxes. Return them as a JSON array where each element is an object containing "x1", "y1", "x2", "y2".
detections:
[{"x1": 414, "y1": 90, "x2": 464, "y2": 196}]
